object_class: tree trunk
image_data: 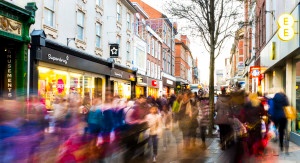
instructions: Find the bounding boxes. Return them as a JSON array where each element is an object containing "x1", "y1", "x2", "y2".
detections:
[
  {"x1": 208, "y1": 0, "x2": 215, "y2": 136},
  {"x1": 208, "y1": 46, "x2": 215, "y2": 136}
]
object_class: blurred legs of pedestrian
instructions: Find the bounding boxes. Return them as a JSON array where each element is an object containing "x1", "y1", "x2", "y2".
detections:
[
  {"x1": 149, "y1": 135, "x2": 158, "y2": 162},
  {"x1": 162, "y1": 128, "x2": 171, "y2": 151},
  {"x1": 182, "y1": 128, "x2": 191, "y2": 150},
  {"x1": 200, "y1": 126, "x2": 207, "y2": 148},
  {"x1": 189, "y1": 128, "x2": 197, "y2": 147},
  {"x1": 219, "y1": 124, "x2": 232, "y2": 150},
  {"x1": 274, "y1": 118, "x2": 287, "y2": 152}
]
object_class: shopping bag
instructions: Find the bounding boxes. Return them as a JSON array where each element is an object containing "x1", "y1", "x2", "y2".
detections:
[{"x1": 284, "y1": 106, "x2": 296, "y2": 120}]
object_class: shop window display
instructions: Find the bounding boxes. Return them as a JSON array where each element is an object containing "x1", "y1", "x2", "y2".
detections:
[
  {"x1": 38, "y1": 66, "x2": 103, "y2": 110},
  {"x1": 296, "y1": 61, "x2": 300, "y2": 133}
]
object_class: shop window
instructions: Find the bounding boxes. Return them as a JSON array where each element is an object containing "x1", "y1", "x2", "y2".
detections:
[
  {"x1": 38, "y1": 67, "x2": 70, "y2": 110},
  {"x1": 38, "y1": 66, "x2": 103, "y2": 110},
  {"x1": 94, "y1": 78, "x2": 103, "y2": 98},
  {"x1": 296, "y1": 60, "x2": 300, "y2": 133}
]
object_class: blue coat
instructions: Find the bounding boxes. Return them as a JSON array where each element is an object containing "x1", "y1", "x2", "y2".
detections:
[{"x1": 271, "y1": 92, "x2": 289, "y2": 121}]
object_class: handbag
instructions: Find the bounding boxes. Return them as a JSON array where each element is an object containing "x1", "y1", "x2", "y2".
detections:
[{"x1": 284, "y1": 106, "x2": 296, "y2": 120}]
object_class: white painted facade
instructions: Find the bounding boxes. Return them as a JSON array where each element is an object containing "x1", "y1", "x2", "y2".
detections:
[{"x1": 14, "y1": 0, "x2": 136, "y2": 68}]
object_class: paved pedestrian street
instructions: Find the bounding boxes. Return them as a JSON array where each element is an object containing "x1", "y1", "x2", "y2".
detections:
[
  {"x1": 28, "y1": 129, "x2": 300, "y2": 163},
  {"x1": 129, "y1": 130, "x2": 300, "y2": 163}
]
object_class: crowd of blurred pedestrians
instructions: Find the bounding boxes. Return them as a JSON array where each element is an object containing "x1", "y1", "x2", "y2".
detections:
[
  {"x1": 0, "y1": 85, "x2": 293, "y2": 163},
  {"x1": 214, "y1": 85, "x2": 291, "y2": 162}
]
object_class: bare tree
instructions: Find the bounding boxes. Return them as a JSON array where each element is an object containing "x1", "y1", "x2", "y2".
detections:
[{"x1": 165, "y1": 0, "x2": 242, "y2": 135}]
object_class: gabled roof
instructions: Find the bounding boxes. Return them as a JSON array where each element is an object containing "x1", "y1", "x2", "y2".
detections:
[
  {"x1": 122, "y1": 0, "x2": 137, "y2": 13},
  {"x1": 131, "y1": 2, "x2": 149, "y2": 19}
]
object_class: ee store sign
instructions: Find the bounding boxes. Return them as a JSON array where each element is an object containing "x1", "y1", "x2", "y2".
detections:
[{"x1": 277, "y1": 14, "x2": 295, "y2": 41}]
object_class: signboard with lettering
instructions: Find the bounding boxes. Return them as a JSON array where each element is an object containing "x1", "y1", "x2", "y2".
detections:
[
  {"x1": 4, "y1": 49, "x2": 15, "y2": 98},
  {"x1": 162, "y1": 77, "x2": 176, "y2": 87},
  {"x1": 147, "y1": 77, "x2": 160, "y2": 88},
  {"x1": 277, "y1": 14, "x2": 295, "y2": 41},
  {"x1": 111, "y1": 68, "x2": 135, "y2": 81},
  {"x1": 57, "y1": 79, "x2": 64, "y2": 93},
  {"x1": 249, "y1": 66, "x2": 261, "y2": 79},
  {"x1": 39, "y1": 47, "x2": 111, "y2": 75},
  {"x1": 109, "y1": 44, "x2": 119, "y2": 58}
]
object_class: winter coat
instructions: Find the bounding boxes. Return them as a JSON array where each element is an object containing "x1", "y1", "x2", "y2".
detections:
[
  {"x1": 240, "y1": 101, "x2": 264, "y2": 130},
  {"x1": 199, "y1": 104, "x2": 210, "y2": 127},
  {"x1": 178, "y1": 101, "x2": 192, "y2": 129},
  {"x1": 272, "y1": 92, "x2": 289, "y2": 121},
  {"x1": 145, "y1": 113, "x2": 162, "y2": 135},
  {"x1": 214, "y1": 95, "x2": 232, "y2": 125}
]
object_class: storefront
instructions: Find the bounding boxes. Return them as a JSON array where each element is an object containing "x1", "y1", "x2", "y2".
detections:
[
  {"x1": 0, "y1": 2, "x2": 37, "y2": 99},
  {"x1": 31, "y1": 39, "x2": 111, "y2": 110},
  {"x1": 136, "y1": 74, "x2": 147, "y2": 98},
  {"x1": 175, "y1": 80, "x2": 188, "y2": 94},
  {"x1": 110, "y1": 68, "x2": 135, "y2": 99},
  {"x1": 260, "y1": 11, "x2": 300, "y2": 144},
  {"x1": 295, "y1": 61, "x2": 300, "y2": 134},
  {"x1": 147, "y1": 77, "x2": 160, "y2": 99},
  {"x1": 162, "y1": 77, "x2": 175, "y2": 97}
]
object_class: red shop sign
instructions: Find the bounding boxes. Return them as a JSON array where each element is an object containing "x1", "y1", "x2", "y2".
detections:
[
  {"x1": 57, "y1": 79, "x2": 65, "y2": 93},
  {"x1": 152, "y1": 80, "x2": 157, "y2": 86}
]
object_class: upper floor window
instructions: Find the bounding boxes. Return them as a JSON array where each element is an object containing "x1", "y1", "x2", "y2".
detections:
[
  {"x1": 151, "y1": 62, "x2": 154, "y2": 77},
  {"x1": 77, "y1": 11, "x2": 85, "y2": 40},
  {"x1": 44, "y1": 0, "x2": 55, "y2": 27},
  {"x1": 126, "y1": 42, "x2": 130, "y2": 61},
  {"x1": 96, "y1": 22, "x2": 102, "y2": 48},
  {"x1": 155, "y1": 41, "x2": 158, "y2": 58},
  {"x1": 147, "y1": 33, "x2": 151, "y2": 53},
  {"x1": 117, "y1": 3, "x2": 122, "y2": 23},
  {"x1": 163, "y1": 23, "x2": 167, "y2": 43},
  {"x1": 154, "y1": 64, "x2": 157, "y2": 79},
  {"x1": 158, "y1": 65, "x2": 161, "y2": 79},
  {"x1": 147, "y1": 60, "x2": 150, "y2": 75},
  {"x1": 136, "y1": 18, "x2": 140, "y2": 35},
  {"x1": 151, "y1": 38, "x2": 155, "y2": 56},
  {"x1": 158, "y1": 43, "x2": 161, "y2": 60},
  {"x1": 126, "y1": 13, "x2": 131, "y2": 30}
]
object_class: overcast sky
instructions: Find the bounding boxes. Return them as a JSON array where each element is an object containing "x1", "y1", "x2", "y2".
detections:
[{"x1": 142, "y1": 0, "x2": 232, "y2": 84}]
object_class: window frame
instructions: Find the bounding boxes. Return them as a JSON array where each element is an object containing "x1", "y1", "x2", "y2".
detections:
[
  {"x1": 44, "y1": 0, "x2": 55, "y2": 27},
  {"x1": 126, "y1": 12, "x2": 131, "y2": 31},
  {"x1": 95, "y1": 22, "x2": 102, "y2": 48},
  {"x1": 126, "y1": 41, "x2": 131, "y2": 61},
  {"x1": 117, "y1": 3, "x2": 122, "y2": 23},
  {"x1": 77, "y1": 10, "x2": 85, "y2": 41}
]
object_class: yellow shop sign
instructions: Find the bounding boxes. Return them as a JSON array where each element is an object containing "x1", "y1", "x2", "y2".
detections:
[{"x1": 277, "y1": 14, "x2": 295, "y2": 41}]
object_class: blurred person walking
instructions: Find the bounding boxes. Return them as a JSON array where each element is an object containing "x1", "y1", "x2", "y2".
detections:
[
  {"x1": 161, "y1": 104, "x2": 172, "y2": 151},
  {"x1": 189, "y1": 92, "x2": 200, "y2": 147},
  {"x1": 268, "y1": 91, "x2": 289, "y2": 152},
  {"x1": 0, "y1": 99, "x2": 25, "y2": 162},
  {"x1": 172, "y1": 94, "x2": 182, "y2": 123},
  {"x1": 122, "y1": 96, "x2": 150, "y2": 161},
  {"x1": 215, "y1": 87, "x2": 233, "y2": 150},
  {"x1": 177, "y1": 91, "x2": 193, "y2": 150},
  {"x1": 145, "y1": 106, "x2": 162, "y2": 162},
  {"x1": 199, "y1": 97, "x2": 210, "y2": 148},
  {"x1": 240, "y1": 93, "x2": 265, "y2": 155},
  {"x1": 168, "y1": 94, "x2": 176, "y2": 111}
]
